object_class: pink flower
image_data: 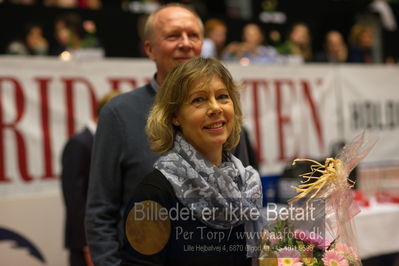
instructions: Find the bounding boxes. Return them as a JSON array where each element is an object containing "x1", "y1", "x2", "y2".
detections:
[
  {"x1": 334, "y1": 243, "x2": 359, "y2": 262},
  {"x1": 269, "y1": 233, "x2": 283, "y2": 247},
  {"x1": 334, "y1": 243, "x2": 351, "y2": 254},
  {"x1": 322, "y1": 250, "x2": 349, "y2": 266},
  {"x1": 294, "y1": 229, "x2": 330, "y2": 249},
  {"x1": 309, "y1": 234, "x2": 330, "y2": 249},
  {"x1": 294, "y1": 230, "x2": 311, "y2": 243},
  {"x1": 275, "y1": 247, "x2": 303, "y2": 266}
]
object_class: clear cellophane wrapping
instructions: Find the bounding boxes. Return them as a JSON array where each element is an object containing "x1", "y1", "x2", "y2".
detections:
[{"x1": 259, "y1": 132, "x2": 376, "y2": 266}]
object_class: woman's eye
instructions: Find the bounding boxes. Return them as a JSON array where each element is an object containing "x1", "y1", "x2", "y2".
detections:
[
  {"x1": 217, "y1": 94, "x2": 230, "y2": 100},
  {"x1": 191, "y1": 97, "x2": 204, "y2": 104}
]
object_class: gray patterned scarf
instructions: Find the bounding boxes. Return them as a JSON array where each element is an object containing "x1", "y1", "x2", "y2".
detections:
[{"x1": 153, "y1": 134, "x2": 263, "y2": 230}]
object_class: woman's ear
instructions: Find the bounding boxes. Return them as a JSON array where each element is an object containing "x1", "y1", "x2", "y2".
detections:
[{"x1": 172, "y1": 117, "x2": 180, "y2": 126}]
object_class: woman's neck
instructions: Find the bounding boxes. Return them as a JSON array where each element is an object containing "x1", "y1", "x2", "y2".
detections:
[{"x1": 199, "y1": 147, "x2": 223, "y2": 166}]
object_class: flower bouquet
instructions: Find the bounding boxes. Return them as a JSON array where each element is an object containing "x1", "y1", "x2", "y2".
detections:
[
  {"x1": 259, "y1": 132, "x2": 376, "y2": 266},
  {"x1": 259, "y1": 219, "x2": 359, "y2": 266}
]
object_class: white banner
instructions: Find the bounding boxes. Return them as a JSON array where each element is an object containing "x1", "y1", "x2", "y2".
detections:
[
  {"x1": 1, "y1": 57, "x2": 399, "y2": 196},
  {"x1": 0, "y1": 57, "x2": 155, "y2": 197},
  {"x1": 338, "y1": 65, "x2": 399, "y2": 194},
  {"x1": 339, "y1": 65, "x2": 399, "y2": 162},
  {"x1": 229, "y1": 64, "x2": 339, "y2": 175}
]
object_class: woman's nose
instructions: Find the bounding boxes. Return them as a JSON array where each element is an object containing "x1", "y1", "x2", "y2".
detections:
[{"x1": 207, "y1": 99, "x2": 222, "y2": 115}]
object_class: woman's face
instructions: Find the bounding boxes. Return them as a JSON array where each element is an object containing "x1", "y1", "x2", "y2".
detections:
[
  {"x1": 290, "y1": 24, "x2": 309, "y2": 45},
  {"x1": 209, "y1": 25, "x2": 226, "y2": 48},
  {"x1": 359, "y1": 29, "x2": 373, "y2": 49},
  {"x1": 173, "y1": 76, "x2": 234, "y2": 162},
  {"x1": 55, "y1": 21, "x2": 69, "y2": 46},
  {"x1": 243, "y1": 24, "x2": 263, "y2": 45}
]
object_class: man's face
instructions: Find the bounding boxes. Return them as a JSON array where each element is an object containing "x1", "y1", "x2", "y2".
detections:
[{"x1": 144, "y1": 7, "x2": 203, "y2": 84}]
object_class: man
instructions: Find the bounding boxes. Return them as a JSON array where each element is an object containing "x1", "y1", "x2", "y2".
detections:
[
  {"x1": 61, "y1": 122, "x2": 94, "y2": 266},
  {"x1": 61, "y1": 91, "x2": 119, "y2": 266},
  {"x1": 85, "y1": 4, "x2": 256, "y2": 265}
]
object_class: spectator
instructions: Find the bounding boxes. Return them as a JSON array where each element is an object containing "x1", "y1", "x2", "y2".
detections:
[
  {"x1": 44, "y1": 0, "x2": 77, "y2": 8},
  {"x1": 50, "y1": 13, "x2": 102, "y2": 56},
  {"x1": 8, "y1": 0, "x2": 36, "y2": 5},
  {"x1": 60, "y1": 90, "x2": 119, "y2": 266},
  {"x1": 81, "y1": 20, "x2": 102, "y2": 48},
  {"x1": 314, "y1": 30, "x2": 348, "y2": 63},
  {"x1": 268, "y1": 29, "x2": 283, "y2": 48},
  {"x1": 277, "y1": 22, "x2": 312, "y2": 62},
  {"x1": 50, "y1": 13, "x2": 85, "y2": 56},
  {"x1": 6, "y1": 23, "x2": 48, "y2": 56},
  {"x1": 78, "y1": 0, "x2": 102, "y2": 9},
  {"x1": 44, "y1": 0, "x2": 101, "y2": 9},
  {"x1": 201, "y1": 18, "x2": 227, "y2": 59},
  {"x1": 222, "y1": 23, "x2": 279, "y2": 64},
  {"x1": 347, "y1": 23, "x2": 374, "y2": 63}
]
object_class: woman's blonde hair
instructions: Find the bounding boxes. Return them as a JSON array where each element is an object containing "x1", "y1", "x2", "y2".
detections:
[{"x1": 146, "y1": 57, "x2": 242, "y2": 154}]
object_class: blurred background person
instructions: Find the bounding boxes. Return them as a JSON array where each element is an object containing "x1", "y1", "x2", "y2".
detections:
[
  {"x1": 222, "y1": 22, "x2": 279, "y2": 64},
  {"x1": 77, "y1": 0, "x2": 102, "y2": 9},
  {"x1": 50, "y1": 13, "x2": 85, "y2": 56},
  {"x1": 60, "y1": 90, "x2": 120, "y2": 266},
  {"x1": 201, "y1": 18, "x2": 227, "y2": 59},
  {"x1": 44, "y1": 0, "x2": 101, "y2": 9},
  {"x1": 268, "y1": 29, "x2": 283, "y2": 48},
  {"x1": 43, "y1": 0, "x2": 76, "y2": 8},
  {"x1": 347, "y1": 23, "x2": 375, "y2": 63},
  {"x1": 277, "y1": 22, "x2": 313, "y2": 63},
  {"x1": 314, "y1": 30, "x2": 348, "y2": 63},
  {"x1": 6, "y1": 22, "x2": 48, "y2": 56},
  {"x1": 81, "y1": 19, "x2": 102, "y2": 48},
  {"x1": 8, "y1": 0, "x2": 36, "y2": 5},
  {"x1": 50, "y1": 12, "x2": 102, "y2": 56}
]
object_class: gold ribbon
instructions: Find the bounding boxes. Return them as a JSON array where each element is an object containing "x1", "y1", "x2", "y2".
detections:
[{"x1": 288, "y1": 158, "x2": 355, "y2": 204}]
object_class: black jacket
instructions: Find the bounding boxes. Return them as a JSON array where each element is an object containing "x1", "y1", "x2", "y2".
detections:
[
  {"x1": 120, "y1": 169, "x2": 251, "y2": 266},
  {"x1": 61, "y1": 127, "x2": 93, "y2": 249}
]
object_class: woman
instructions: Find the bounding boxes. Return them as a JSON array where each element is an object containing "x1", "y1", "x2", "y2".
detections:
[
  {"x1": 222, "y1": 23, "x2": 279, "y2": 64},
  {"x1": 201, "y1": 18, "x2": 227, "y2": 59},
  {"x1": 6, "y1": 23, "x2": 48, "y2": 56},
  {"x1": 121, "y1": 57, "x2": 262, "y2": 265},
  {"x1": 314, "y1": 30, "x2": 348, "y2": 63},
  {"x1": 277, "y1": 22, "x2": 312, "y2": 63},
  {"x1": 347, "y1": 23, "x2": 374, "y2": 63}
]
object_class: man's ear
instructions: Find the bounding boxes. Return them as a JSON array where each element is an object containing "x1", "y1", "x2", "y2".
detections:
[{"x1": 144, "y1": 40, "x2": 155, "y2": 60}]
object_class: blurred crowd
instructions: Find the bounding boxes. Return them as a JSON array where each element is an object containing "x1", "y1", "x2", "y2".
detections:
[
  {"x1": 5, "y1": 12, "x2": 103, "y2": 58},
  {"x1": 2, "y1": 0, "x2": 399, "y2": 64}
]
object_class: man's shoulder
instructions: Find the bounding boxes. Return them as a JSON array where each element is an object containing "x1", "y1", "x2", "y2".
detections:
[
  {"x1": 104, "y1": 83, "x2": 155, "y2": 116},
  {"x1": 67, "y1": 128, "x2": 92, "y2": 146}
]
